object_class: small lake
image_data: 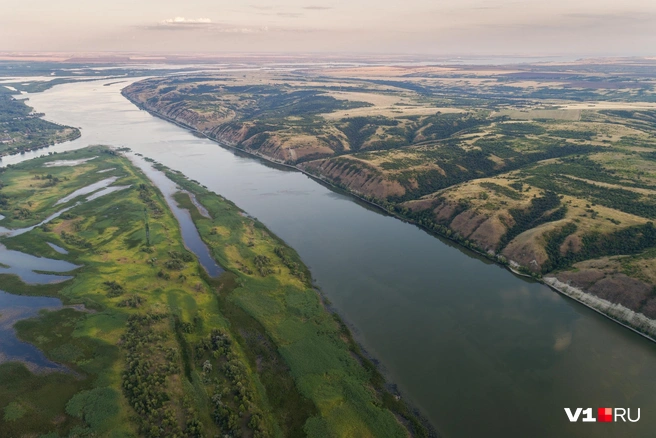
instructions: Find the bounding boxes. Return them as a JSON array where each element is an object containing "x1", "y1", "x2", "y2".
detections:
[
  {"x1": 85, "y1": 185, "x2": 130, "y2": 202},
  {"x1": 44, "y1": 157, "x2": 97, "y2": 167},
  {"x1": 0, "y1": 290, "x2": 67, "y2": 373}
]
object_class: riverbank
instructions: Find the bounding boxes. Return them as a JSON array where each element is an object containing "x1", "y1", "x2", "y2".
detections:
[
  {"x1": 158, "y1": 161, "x2": 434, "y2": 437},
  {"x1": 0, "y1": 88, "x2": 81, "y2": 159},
  {"x1": 543, "y1": 277, "x2": 656, "y2": 340},
  {"x1": 122, "y1": 89, "x2": 656, "y2": 345}
]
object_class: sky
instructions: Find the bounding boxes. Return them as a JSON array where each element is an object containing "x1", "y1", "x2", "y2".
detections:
[{"x1": 2, "y1": 0, "x2": 656, "y2": 56}]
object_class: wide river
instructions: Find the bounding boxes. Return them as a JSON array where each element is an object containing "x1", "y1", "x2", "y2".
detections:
[{"x1": 5, "y1": 79, "x2": 656, "y2": 437}]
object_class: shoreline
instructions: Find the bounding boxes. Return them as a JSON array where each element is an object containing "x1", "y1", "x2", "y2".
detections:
[
  {"x1": 543, "y1": 277, "x2": 656, "y2": 341},
  {"x1": 154, "y1": 157, "x2": 440, "y2": 437},
  {"x1": 121, "y1": 89, "x2": 656, "y2": 346},
  {"x1": 0, "y1": 129, "x2": 81, "y2": 159}
]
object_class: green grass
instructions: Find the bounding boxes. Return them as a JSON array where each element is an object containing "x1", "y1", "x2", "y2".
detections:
[
  {"x1": 0, "y1": 148, "x2": 130, "y2": 228},
  {"x1": 0, "y1": 147, "x2": 423, "y2": 437},
  {"x1": 0, "y1": 362, "x2": 86, "y2": 436},
  {"x1": 209, "y1": 272, "x2": 318, "y2": 438},
  {"x1": 166, "y1": 168, "x2": 425, "y2": 437},
  {"x1": 0, "y1": 147, "x2": 222, "y2": 437}
]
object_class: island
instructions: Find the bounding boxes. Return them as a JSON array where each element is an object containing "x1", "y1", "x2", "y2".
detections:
[{"x1": 0, "y1": 146, "x2": 427, "y2": 437}]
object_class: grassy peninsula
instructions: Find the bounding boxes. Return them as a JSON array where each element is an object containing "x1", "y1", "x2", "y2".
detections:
[{"x1": 0, "y1": 147, "x2": 426, "y2": 437}]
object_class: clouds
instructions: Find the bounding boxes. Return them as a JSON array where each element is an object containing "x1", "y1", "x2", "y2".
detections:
[
  {"x1": 275, "y1": 13, "x2": 303, "y2": 18},
  {"x1": 1, "y1": 0, "x2": 655, "y2": 55},
  {"x1": 140, "y1": 17, "x2": 269, "y2": 34},
  {"x1": 153, "y1": 17, "x2": 215, "y2": 30},
  {"x1": 467, "y1": 8, "x2": 656, "y2": 37},
  {"x1": 161, "y1": 17, "x2": 212, "y2": 25},
  {"x1": 247, "y1": 3, "x2": 333, "y2": 18}
]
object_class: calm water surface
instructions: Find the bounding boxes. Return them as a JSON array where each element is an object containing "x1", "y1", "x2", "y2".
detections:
[
  {"x1": 128, "y1": 153, "x2": 223, "y2": 278},
  {"x1": 0, "y1": 290, "x2": 67, "y2": 372},
  {"x1": 4, "y1": 79, "x2": 655, "y2": 438},
  {"x1": 0, "y1": 244, "x2": 78, "y2": 284},
  {"x1": 46, "y1": 242, "x2": 68, "y2": 255}
]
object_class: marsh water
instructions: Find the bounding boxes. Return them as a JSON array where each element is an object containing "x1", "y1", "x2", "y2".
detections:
[
  {"x1": 54, "y1": 176, "x2": 119, "y2": 205},
  {"x1": 0, "y1": 244, "x2": 78, "y2": 284},
  {"x1": 3, "y1": 79, "x2": 656, "y2": 437},
  {"x1": 127, "y1": 154, "x2": 223, "y2": 278},
  {"x1": 0, "y1": 174, "x2": 130, "y2": 238},
  {"x1": 46, "y1": 242, "x2": 68, "y2": 255},
  {"x1": 0, "y1": 290, "x2": 67, "y2": 372},
  {"x1": 0, "y1": 243, "x2": 77, "y2": 370}
]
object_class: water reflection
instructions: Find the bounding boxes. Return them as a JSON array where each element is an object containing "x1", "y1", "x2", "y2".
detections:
[
  {"x1": 86, "y1": 185, "x2": 130, "y2": 202},
  {"x1": 0, "y1": 207, "x2": 74, "y2": 238},
  {"x1": 44, "y1": 157, "x2": 97, "y2": 167}
]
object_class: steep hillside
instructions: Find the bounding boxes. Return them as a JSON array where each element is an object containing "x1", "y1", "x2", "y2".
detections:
[{"x1": 122, "y1": 62, "x2": 656, "y2": 339}]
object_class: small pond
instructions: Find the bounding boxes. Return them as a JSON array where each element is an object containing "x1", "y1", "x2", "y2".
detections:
[{"x1": 46, "y1": 242, "x2": 69, "y2": 255}]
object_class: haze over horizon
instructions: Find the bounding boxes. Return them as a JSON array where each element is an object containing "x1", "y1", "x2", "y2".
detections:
[{"x1": 2, "y1": 0, "x2": 656, "y2": 57}]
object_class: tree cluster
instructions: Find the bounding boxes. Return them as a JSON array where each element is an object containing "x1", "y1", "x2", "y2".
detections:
[{"x1": 195, "y1": 329, "x2": 270, "y2": 438}]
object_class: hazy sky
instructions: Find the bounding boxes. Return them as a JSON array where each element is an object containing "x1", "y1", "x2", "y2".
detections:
[{"x1": 2, "y1": 0, "x2": 656, "y2": 56}]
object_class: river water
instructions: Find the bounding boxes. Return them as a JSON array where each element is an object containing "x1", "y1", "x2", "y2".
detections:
[{"x1": 4, "y1": 78, "x2": 656, "y2": 437}]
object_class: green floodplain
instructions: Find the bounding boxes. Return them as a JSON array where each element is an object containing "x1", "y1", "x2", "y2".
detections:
[{"x1": 0, "y1": 146, "x2": 427, "y2": 437}]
